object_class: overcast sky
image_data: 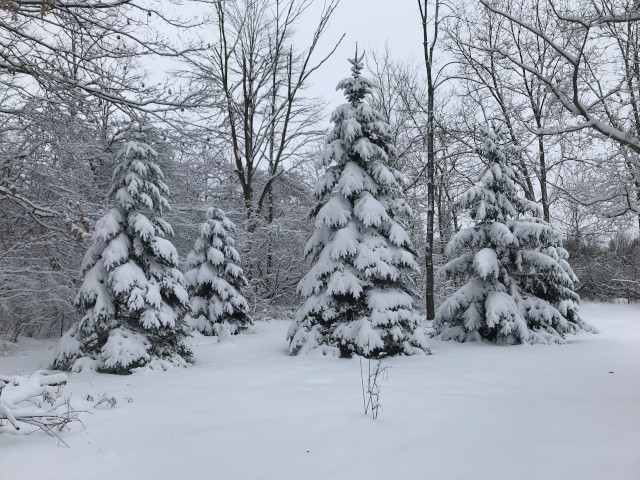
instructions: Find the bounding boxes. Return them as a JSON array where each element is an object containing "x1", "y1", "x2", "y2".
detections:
[
  {"x1": 300, "y1": 0, "x2": 425, "y2": 110},
  {"x1": 158, "y1": 1, "x2": 428, "y2": 120}
]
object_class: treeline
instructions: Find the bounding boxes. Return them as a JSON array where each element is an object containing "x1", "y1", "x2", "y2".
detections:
[
  {"x1": 568, "y1": 235, "x2": 640, "y2": 302},
  {"x1": 1, "y1": 0, "x2": 639, "y2": 345}
]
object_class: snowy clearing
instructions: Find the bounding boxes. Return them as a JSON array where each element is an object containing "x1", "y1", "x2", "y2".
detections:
[{"x1": 1, "y1": 302, "x2": 639, "y2": 480}]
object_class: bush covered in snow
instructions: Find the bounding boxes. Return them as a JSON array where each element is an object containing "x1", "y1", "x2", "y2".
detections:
[
  {"x1": 434, "y1": 124, "x2": 597, "y2": 344},
  {"x1": 287, "y1": 52, "x2": 430, "y2": 358},
  {"x1": 185, "y1": 207, "x2": 252, "y2": 337},
  {"x1": 53, "y1": 126, "x2": 192, "y2": 373}
]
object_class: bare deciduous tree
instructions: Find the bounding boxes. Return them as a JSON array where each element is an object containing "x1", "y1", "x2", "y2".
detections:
[
  {"x1": 419, "y1": 0, "x2": 449, "y2": 319},
  {"x1": 478, "y1": 0, "x2": 640, "y2": 228},
  {"x1": 183, "y1": 0, "x2": 343, "y2": 223}
]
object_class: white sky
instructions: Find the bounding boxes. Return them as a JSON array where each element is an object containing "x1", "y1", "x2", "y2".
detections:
[
  {"x1": 153, "y1": 0, "x2": 426, "y2": 119},
  {"x1": 304, "y1": 0, "x2": 425, "y2": 110}
]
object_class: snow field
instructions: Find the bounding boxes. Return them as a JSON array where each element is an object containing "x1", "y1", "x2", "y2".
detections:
[{"x1": 1, "y1": 302, "x2": 639, "y2": 480}]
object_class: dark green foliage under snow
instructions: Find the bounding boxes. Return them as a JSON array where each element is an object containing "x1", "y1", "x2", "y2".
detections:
[
  {"x1": 287, "y1": 54, "x2": 430, "y2": 358},
  {"x1": 435, "y1": 124, "x2": 597, "y2": 344},
  {"x1": 53, "y1": 127, "x2": 192, "y2": 373},
  {"x1": 184, "y1": 207, "x2": 252, "y2": 337}
]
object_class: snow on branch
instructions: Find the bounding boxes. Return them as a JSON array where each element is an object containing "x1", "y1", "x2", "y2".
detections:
[
  {"x1": 0, "y1": 372, "x2": 83, "y2": 446},
  {"x1": 477, "y1": 0, "x2": 640, "y2": 155}
]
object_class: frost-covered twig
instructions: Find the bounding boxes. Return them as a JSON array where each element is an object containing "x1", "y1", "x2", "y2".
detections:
[
  {"x1": 365, "y1": 360, "x2": 389, "y2": 420},
  {"x1": 93, "y1": 394, "x2": 117, "y2": 409},
  {"x1": 611, "y1": 278, "x2": 640, "y2": 285}
]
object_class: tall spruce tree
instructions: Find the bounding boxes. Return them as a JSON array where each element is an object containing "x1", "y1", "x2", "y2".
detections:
[
  {"x1": 54, "y1": 126, "x2": 192, "y2": 373},
  {"x1": 184, "y1": 207, "x2": 251, "y2": 337},
  {"x1": 287, "y1": 52, "x2": 430, "y2": 358},
  {"x1": 435, "y1": 124, "x2": 597, "y2": 344}
]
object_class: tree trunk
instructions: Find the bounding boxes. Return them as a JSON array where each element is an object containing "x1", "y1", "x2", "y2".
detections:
[{"x1": 420, "y1": 0, "x2": 437, "y2": 320}]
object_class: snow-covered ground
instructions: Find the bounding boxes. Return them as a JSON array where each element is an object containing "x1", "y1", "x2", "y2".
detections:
[{"x1": 1, "y1": 302, "x2": 639, "y2": 480}]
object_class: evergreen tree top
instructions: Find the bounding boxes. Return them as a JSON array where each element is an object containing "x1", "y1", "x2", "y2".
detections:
[
  {"x1": 319, "y1": 52, "x2": 396, "y2": 179},
  {"x1": 109, "y1": 126, "x2": 171, "y2": 217},
  {"x1": 459, "y1": 123, "x2": 541, "y2": 223},
  {"x1": 336, "y1": 48, "x2": 374, "y2": 105},
  {"x1": 205, "y1": 207, "x2": 235, "y2": 229},
  {"x1": 478, "y1": 123, "x2": 510, "y2": 164}
]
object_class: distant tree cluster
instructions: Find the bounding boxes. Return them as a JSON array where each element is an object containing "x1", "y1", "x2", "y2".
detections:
[
  {"x1": 54, "y1": 127, "x2": 251, "y2": 373},
  {"x1": 2, "y1": 0, "x2": 638, "y2": 364}
]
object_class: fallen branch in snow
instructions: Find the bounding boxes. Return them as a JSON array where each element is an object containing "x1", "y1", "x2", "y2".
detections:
[
  {"x1": 93, "y1": 394, "x2": 117, "y2": 409},
  {"x1": 0, "y1": 372, "x2": 84, "y2": 446}
]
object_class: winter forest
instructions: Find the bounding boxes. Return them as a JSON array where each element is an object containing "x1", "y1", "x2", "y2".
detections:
[{"x1": 1, "y1": 1, "x2": 639, "y2": 479}]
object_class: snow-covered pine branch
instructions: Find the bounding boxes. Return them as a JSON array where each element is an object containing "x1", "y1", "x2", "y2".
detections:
[
  {"x1": 435, "y1": 123, "x2": 597, "y2": 344},
  {"x1": 185, "y1": 207, "x2": 252, "y2": 338},
  {"x1": 287, "y1": 52, "x2": 430, "y2": 358},
  {"x1": 53, "y1": 125, "x2": 192, "y2": 374}
]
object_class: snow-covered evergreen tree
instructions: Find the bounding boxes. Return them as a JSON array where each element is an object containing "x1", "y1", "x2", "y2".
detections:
[
  {"x1": 53, "y1": 126, "x2": 192, "y2": 373},
  {"x1": 435, "y1": 123, "x2": 597, "y2": 344},
  {"x1": 184, "y1": 207, "x2": 251, "y2": 337},
  {"x1": 287, "y1": 52, "x2": 430, "y2": 358}
]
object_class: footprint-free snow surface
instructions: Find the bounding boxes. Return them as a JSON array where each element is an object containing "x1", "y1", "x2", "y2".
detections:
[{"x1": 2, "y1": 302, "x2": 639, "y2": 480}]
